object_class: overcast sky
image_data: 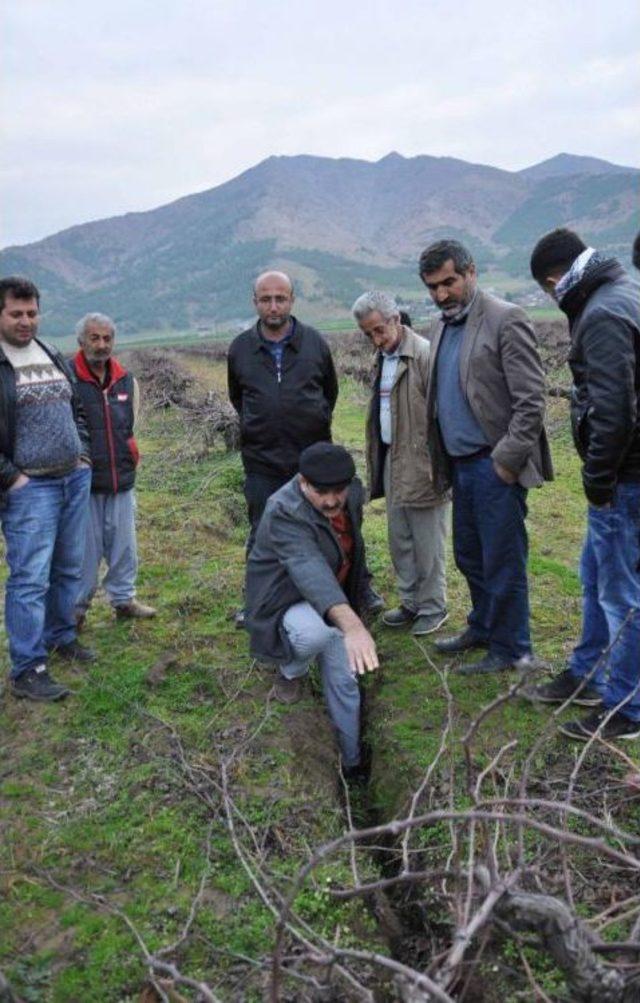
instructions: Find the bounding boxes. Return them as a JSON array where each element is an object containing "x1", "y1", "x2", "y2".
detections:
[{"x1": 3, "y1": 0, "x2": 639, "y2": 247}]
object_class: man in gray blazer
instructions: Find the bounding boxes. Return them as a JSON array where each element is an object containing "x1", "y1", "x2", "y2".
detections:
[
  {"x1": 419, "y1": 240, "x2": 553, "y2": 674},
  {"x1": 246, "y1": 442, "x2": 378, "y2": 777}
]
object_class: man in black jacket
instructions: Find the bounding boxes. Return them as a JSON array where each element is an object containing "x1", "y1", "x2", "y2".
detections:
[
  {"x1": 228, "y1": 270, "x2": 382, "y2": 623},
  {"x1": 0, "y1": 276, "x2": 94, "y2": 702},
  {"x1": 529, "y1": 229, "x2": 640, "y2": 741},
  {"x1": 246, "y1": 443, "x2": 378, "y2": 775},
  {"x1": 72, "y1": 313, "x2": 156, "y2": 626}
]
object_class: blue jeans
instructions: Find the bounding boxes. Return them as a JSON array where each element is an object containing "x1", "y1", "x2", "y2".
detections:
[
  {"x1": 280, "y1": 601, "x2": 361, "y2": 767},
  {"x1": 1, "y1": 466, "x2": 91, "y2": 678},
  {"x1": 569, "y1": 482, "x2": 640, "y2": 720},
  {"x1": 452, "y1": 455, "x2": 531, "y2": 660}
]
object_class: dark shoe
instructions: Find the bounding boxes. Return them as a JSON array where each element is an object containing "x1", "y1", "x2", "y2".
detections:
[
  {"x1": 559, "y1": 705, "x2": 640, "y2": 742},
  {"x1": 234, "y1": 609, "x2": 247, "y2": 630},
  {"x1": 457, "y1": 653, "x2": 513, "y2": 676},
  {"x1": 271, "y1": 674, "x2": 303, "y2": 705},
  {"x1": 342, "y1": 761, "x2": 368, "y2": 785},
  {"x1": 434, "y1": 627, "x2": 488, "y2": 654},
  {"x1": 50, "y1": 640, "x2": 96, "y2": 663},
  {"x1": 115, "y1": 599, "x2": 156, "y2": 619},
  {"x1": 362, "y1": 585, "x2": 385, "y2": 615},
  {"x1": 412, "y1": 611, "x2": 449, "y2": 636},
  {"x1": 11, "y1": 666, "x2": 70, "y2": 702},
  {"x1": 382, "y1": 606, "x2": 415, "y2": 628},
  {"x1": 526, "y1": 668, "x2": 601, "y2": 707}
]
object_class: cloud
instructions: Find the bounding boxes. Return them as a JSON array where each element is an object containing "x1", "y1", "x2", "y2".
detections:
[{"x1": 1, "y1": 0, "x2": 638, "y2": 246}]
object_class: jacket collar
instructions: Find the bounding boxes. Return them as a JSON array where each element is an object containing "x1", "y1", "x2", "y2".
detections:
[
  {"x1": 559, "y1": 258, "x2": 625, "y2": 325},
  {"x1": 74, "y1": 349, "x2": 128, "y2": 389},
  {"x1": 250, "y1": 316, "x2": 301, "y2": 353}
]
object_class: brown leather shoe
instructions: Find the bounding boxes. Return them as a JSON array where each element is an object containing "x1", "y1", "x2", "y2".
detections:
[
  {"x1": 271, "y1": 674, "x2": 303, "y2": 704},
  {"x1": 115, "y1": 599, "x2": 157, "y2": 619}
]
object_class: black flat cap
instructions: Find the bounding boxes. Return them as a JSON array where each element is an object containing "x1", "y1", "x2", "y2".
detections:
[{"x1": 298, "y1": 442, "x2": 356, "y2": 487}]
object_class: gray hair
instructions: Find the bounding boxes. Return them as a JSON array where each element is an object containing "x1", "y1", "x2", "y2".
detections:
[
  {"x1": 351, "y1": 291, "x2": 399, "y2": 324},
  {"x1": 75, "y1": 312, "x2": 116, "y2": 344}
]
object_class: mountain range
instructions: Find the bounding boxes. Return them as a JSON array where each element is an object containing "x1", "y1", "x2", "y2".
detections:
[{"x1": 2, "y1": 151, "x2": 638, "y2": 336}]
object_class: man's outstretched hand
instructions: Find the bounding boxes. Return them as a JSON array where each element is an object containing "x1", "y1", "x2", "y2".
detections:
[{"x1": 328, "y1": 603, "x2": 379, "y2": 676}]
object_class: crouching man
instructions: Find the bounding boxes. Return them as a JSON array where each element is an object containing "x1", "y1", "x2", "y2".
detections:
[{"x1": 246, "y1": 442, "x2": 378, "y2": 775}]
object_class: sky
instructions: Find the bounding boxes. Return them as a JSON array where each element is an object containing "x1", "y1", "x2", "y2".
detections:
[{"x1": 3, "y1": 0, "x2": 639, "y2": 247}]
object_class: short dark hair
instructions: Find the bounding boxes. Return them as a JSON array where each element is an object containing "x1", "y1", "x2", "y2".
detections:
[
  {"x1": 0, "y1": 276, "x2": 40, "y2": 312},
  {"x1": 530, "y1": 229, "x2": 587, "y2": 283},
  {"x1": 418, "y1": 240, "x2": 474, "y2": 278},
  {"x1": 633, "y1": 230, "x2": 640, "y2": 272}
]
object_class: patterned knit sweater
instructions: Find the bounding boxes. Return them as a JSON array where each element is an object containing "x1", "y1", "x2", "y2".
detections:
[{"x1": 2, "y1": 340, "x2": 82, "y2": 475}]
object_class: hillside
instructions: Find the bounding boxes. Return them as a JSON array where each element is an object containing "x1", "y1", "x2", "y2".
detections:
[{"x1": 1, "y1": 151, "x2": 638, "y2": 336}]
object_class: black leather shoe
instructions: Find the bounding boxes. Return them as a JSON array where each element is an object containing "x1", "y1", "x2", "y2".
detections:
[
  {"x1": 434, "y1": 627, "x2": 488, "y2": 654},
  {"x1": 362, "y1": 584, "x2": 385, "y2": 615},
  {"x1": 457, "y1": 653, "x2": 513, "y2": 675},
  {"x1": 50, "y1": 640, "x2": 96, "y2": 663},
  {"x1": 11, "y1": 667, "x2": 70, "y2": 701}
]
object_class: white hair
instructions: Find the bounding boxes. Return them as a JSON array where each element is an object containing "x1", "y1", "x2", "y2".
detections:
[
  {"x1": 75, "y1": 312, "x2": 116, "y2": 344},
  {"x1": 351, "y1": 290, "x2": 399, "y2": 323}
]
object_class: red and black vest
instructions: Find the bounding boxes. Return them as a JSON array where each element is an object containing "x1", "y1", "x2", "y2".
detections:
[{"x1": 71, "y1": 352, "x2": 139, "y2": 494}]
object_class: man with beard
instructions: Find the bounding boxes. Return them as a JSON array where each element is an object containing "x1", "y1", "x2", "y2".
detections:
[
  {"x1": 228, "y1": 271, "x2": 382, "y2": 624},
  {"x1": 419, "y1": 240, "x2": 552, "y2": 674},
  {"x1": 246, "y1": 442, "x2": 378, "y2": 777},
  {"x1": 72, "y1": 313, "x2": 156, "y2": 625},
  {"x1": 528, "y1": 229, "x2": 640, "y2": 741},
  {"x1": 0, "y1": 276, "x2": 93, "y2": 701}
]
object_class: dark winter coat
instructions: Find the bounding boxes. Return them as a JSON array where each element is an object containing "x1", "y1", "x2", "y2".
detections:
[
  {"x1": 71, "y1": 352, "x2": 139, "y2": 494},
  {"x1": 0, "y1": 338, "x2": 91, "y2": 503},
  {"x1": 227, "y1": 319, "x2": 338, "y2": 479},
  {"x1": 245, "y1": 476, "x2": 366, "y2": 663},
  {"x1": 561, "y1": 259, "x2": 640, "y2": 505}
]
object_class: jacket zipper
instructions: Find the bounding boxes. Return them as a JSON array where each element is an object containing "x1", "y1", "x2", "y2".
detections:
[{"x1": 102, "y1": 388, "x2": 119, "y2": 492}]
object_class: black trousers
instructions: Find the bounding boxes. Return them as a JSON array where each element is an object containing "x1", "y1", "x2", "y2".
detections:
[{"x1": 243, "y1": 471, "x2": 289, "y2": 555}]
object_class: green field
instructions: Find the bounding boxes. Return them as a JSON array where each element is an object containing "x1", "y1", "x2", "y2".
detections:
[{"x1": 1, "y1": 358, "x2": 638, "y2": 1001}]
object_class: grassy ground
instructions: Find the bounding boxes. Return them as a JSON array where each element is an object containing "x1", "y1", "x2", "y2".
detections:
[{"x1": 1, "y1": 357, "x2": 638, "y2": 1000}]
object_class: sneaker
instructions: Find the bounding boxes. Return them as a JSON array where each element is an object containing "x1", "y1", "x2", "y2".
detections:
[
  {"x1": 234, "y1": 609, "x2": 247, "y2": 630},
  {"x1": 559, "y1": 706, "x2": 640, "y2": 742},
  {"x1": 456, "y1": 653, "x2": 514, "y2": 676},
  {"x1": 115, "y1": 599, "x2": 157, "y2": 619},
  {"x1": 362, "y1": 584, "x2": 385, "y2": 615},
  {"x1": 50, "y1": 640, "x2": 96, "y2": 663},
  {"x1": 412, "y1": 611, "x2": 449, "y2": 636},
  {"x1": 342, "y1": 761, "x2": 368, "y2": 786},
  {"x1": 382, "y1": 606, "x2": 416, "y2": 628},
  {"x1": 271, "y1": 674, "x2": 303, "y2": 705},
  {"x1": 526, "y1": 669, "x2": 601, "y2": 707},
  {"x1": 11, "y1": 666, "x2": 70, "y2": 702},
  {"x1": 434, "y1": 627, "x2": 489, "y2": 654}
]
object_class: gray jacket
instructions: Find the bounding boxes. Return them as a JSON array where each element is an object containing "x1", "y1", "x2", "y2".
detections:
[
  {"x1": 426, "y1": 289, "x2": 554, "y2": 492},
  {"x1": 246, "y1": 476, "x2": 366, "y2": 662}
]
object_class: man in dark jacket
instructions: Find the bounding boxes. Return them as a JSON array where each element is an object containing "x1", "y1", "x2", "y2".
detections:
[
  {"x1": 420, "y1": 240, "x2": 552, "y2": 674},
  {"x1": 228, "y1": 270, "x2": 382, "y2": 623},
  {"x1": 529, "y1": 229, "x2": 640, "y2": 741},
  {"x1": 0, "y1": 276, "x2": 94, "y2": 702},
  {"x1": 246, "y1": 443, "x2": 378, "y2": 775},
  {"x1": 71, "y1": 313, "x2": 156, "y2": 626}
]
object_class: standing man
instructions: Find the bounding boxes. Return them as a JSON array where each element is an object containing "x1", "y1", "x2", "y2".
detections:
[
  {"x1": 246, "y1": 442, "x2": 378, "y2": 776},
  {"x1": 353, "y1": 291, "x2": 449, "y2": 636},
  {"x1": 528, "y1": 229, "x2": 640, "y2": 741},
  {"x1": 71, "y1": 313, "x2": 156, "y2": 625},
  {"x1": 0, "y1": 276, "x2": 94, "y2": 702},
  {"x1": 419, "y1": 240, "x2": 552, "y2": 674},
  {"x1": 228, "y1": 271, "x2": 382, "y2": 622}
]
